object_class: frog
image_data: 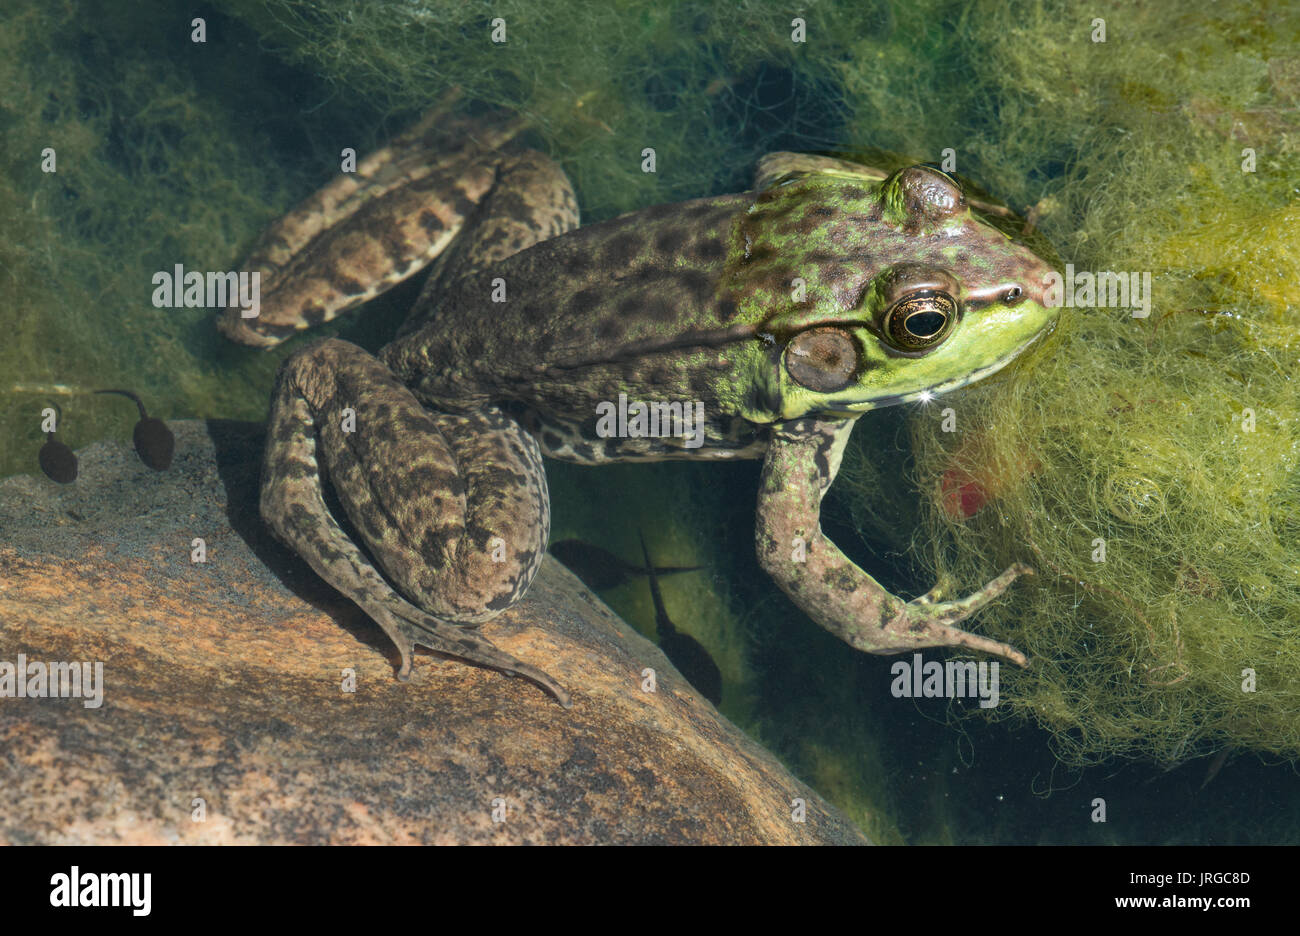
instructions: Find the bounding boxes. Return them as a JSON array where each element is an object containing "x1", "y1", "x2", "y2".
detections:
[{"x1": 219, "y1": 104, "x2": 1059, "y2": 709}]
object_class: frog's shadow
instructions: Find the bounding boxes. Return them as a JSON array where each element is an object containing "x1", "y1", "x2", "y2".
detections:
[{"x1": 205, "y1": 418, "x2": 405, "y2": 668}]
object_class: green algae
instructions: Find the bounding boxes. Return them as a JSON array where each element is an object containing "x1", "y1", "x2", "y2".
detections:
[
  {"x1": 833, "y1": 0, "x2": 1300, "y2": 766},
  {"x1": 0, "y1": 0, "x2": 361, "y2": 476},
  {"x1": 215, "y1": 0, "x2": 854, "y2": 222}
]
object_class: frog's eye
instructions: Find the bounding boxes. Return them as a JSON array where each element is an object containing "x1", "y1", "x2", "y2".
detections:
[
  {"x1": 785, "y1": 327, "x2": 858, "y2": 392},
  {"x1": 1004, "y1": 285, "x2": 1024, "y2": 304},
  {"x1": 882, "y1": 291, "x2": 958, "y2": 352}
]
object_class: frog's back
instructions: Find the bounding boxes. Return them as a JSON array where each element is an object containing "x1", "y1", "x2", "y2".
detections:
[
  {"x1": 379, "y1": 191, "x2": 795, "y2": 463},
  {"x1": 384, "y1": 192, "x2": 758, "y2": 408}
]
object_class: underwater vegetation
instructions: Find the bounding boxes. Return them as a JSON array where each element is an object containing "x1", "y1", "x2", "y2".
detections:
[
  {"x1": 0, "y1": 0, "x2": 325, "y2": 477},
  {"x1": 832, "y1": 2, "x2": 1300, "y2": 767}
]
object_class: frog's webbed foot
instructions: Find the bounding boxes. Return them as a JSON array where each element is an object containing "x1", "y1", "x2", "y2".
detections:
[
  {"x1": 260, "y1": 338, "x2": 569, "y2": 707},
  {"x1": 885, "y1": 565, "x2": 1032, "y2": 666},
  {"x1": 354, "y1": 587, "x2": 571, "y2": 708},
  {"x1": 756, "y1": 418, "x2": 1029, "y2": 667}
]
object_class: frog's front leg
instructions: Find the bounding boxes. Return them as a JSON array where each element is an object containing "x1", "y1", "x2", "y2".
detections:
[
  {"x1": 756, "y1": 418, "x2": 1030, "y2": 666},
  {"x1": 261, "y1": 337, "x2": 570, "y2": 707}
]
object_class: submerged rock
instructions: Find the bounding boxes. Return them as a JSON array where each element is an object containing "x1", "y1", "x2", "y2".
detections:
[{"x1": 0, "y1": 420, "x2": 867, "y2": 845}]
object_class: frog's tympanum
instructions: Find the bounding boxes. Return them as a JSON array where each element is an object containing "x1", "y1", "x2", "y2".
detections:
[{"x1": 220, "y1": 109, "x2": 1059, "y2": 708}]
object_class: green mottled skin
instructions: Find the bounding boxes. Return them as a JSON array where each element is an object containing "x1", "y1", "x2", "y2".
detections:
[{"x1": 228, "y1": 108, "x2": 1059, "y2": 707}]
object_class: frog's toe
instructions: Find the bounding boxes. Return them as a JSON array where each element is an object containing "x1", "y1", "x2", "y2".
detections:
[
  {"x1": 388, "y1": 601, "x2": 571, "y2": 709},
  {"x1": 910, "y1": 619, "x2": 1029, "y2": 667},
  {"x1": 882, "y1": 562, "x2": 1033, "y2": 665},
  {"x1": 913, "y1": 573, "x2": 959, "y2": 606},
  {"x1": 347, "y1": 586, "x2": 571, "y2": 705},
  {"x1": 915, "y1": 562, "x2": 1032, "y2": 622},
  {"x1": 394, "y1": 646, "x2": 414, "y2": 682}
]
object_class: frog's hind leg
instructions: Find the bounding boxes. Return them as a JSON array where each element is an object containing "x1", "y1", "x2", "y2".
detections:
[
  {"x1": 260, "y1": 337, "x2": 569, "y2": 707},
  {"x1": 220, "y1": 106, "x2": 531, "y2": 348},
  {"x1": 396, "y1": 150, "x2": 579, "y2": 336}
]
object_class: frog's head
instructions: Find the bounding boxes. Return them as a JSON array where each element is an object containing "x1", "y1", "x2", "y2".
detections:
[{"x1": 754, "y1": 165, "x2": 1059, "y2": 420}]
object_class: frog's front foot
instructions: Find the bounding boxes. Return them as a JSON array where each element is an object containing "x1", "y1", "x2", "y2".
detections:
[
  {"x1": 757, "y1": 418, "x2": 1030, "y2": 668},
  {"x1": 872, "y1": 563, "x2": 1031, "y2": 666}
]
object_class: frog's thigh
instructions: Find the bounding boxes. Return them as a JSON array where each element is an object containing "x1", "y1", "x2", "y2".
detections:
[
  {"x1": 222, "y1": 116, "x2": 520, "y2": 348},
  {"x1": 295, "y1": 346, "x2": 550, "y2": 621},
  {"x1": 326, "y1": 407, "x2": 549, "y2": 622},
  {"x1": 261, "y1": 338, "x2": 568, "y2": 704},
  {"x1": 401, "y1": 152, "x2": 579, "y2": 334}
]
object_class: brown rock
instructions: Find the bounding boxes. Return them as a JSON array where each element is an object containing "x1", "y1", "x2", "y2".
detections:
[{"x1": 0, "y1": 420, "x2": 867, "y2": 845}]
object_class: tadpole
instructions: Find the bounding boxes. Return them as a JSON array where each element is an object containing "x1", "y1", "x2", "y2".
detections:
[
  {"x1": 38, "y1": 401, "x2": 78, "y2": 484},
  {"x1": 95, "y1": 389, "x2": 175, "y2": 470}
]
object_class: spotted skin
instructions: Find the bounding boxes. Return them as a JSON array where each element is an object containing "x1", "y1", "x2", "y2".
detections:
[
  {"x1": 219, "y1": 109, "x2": 533, "y2": 347},
  {"x1": 233, "y1": 107, "x2": 1059, "y2": 706},
  {"x1": 756, "y1": 419, "x2": 1029, "y2": 664},
  {"x1": 260, "y1": 340, "x2": 568, "y2": 706}
]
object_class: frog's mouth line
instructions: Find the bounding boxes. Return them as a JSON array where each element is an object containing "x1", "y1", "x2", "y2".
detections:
[
  {"x1": 832, "y1": 326, "x2": 1055, "y2": 413},
  {"x1": 910, "y1": 328, "x2": 1050, "y2": 400}
]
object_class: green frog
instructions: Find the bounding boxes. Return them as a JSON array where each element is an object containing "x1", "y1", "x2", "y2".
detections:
[{"x1": 220, "y1": 107, "x2": 1059, "y2": 708}]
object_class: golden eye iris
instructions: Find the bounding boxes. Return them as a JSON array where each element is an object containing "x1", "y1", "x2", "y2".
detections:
[
  {"x1": 785, "y1": 327, "x2": 858, "y2": 392},
  {"x1": 883, "y1": 291, "x2": 957, "y2": 352}
]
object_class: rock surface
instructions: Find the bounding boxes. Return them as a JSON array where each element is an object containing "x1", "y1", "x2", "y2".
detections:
[{"x1": 0, "y1": 420, "x2": 868, "y2": 845}]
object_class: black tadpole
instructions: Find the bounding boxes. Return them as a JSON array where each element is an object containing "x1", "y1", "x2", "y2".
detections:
[
  {"x1": 95, "y1": 389, "x2": 175, "y2": 471},
  {"x1": 638, "y1": 530, "x2": 722, "y2": 705},
  {"x1": 38, "y1": 401, "x2": 78, "y2": 484}
]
